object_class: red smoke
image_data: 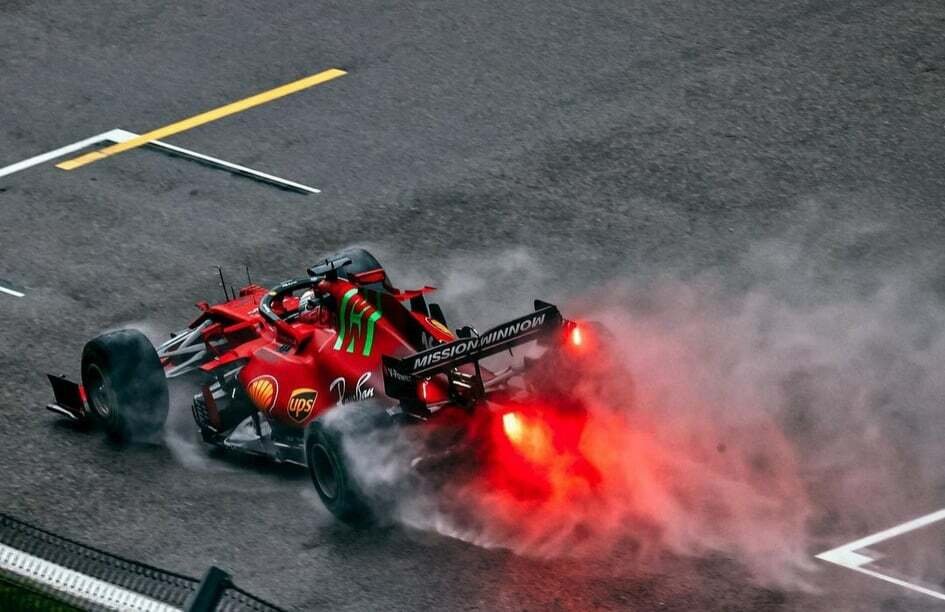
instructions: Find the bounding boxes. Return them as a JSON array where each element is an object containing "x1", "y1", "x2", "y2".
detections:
[{"x1": 424, "y1": 311, "x2": 814, "y2": 587}]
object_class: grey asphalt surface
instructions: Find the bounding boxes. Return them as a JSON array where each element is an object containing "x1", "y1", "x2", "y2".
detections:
[{"x1": 2, "y1": 1, "x2": 945, "y2": 610}]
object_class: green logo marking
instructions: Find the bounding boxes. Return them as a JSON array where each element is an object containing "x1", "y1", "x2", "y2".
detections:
[{"x1": 334, "y1": 288, "x2": 383, "y2": 356}]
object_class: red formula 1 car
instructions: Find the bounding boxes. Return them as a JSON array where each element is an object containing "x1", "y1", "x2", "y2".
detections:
[{"x1": 45, "y1": 248, "x2": 597, "y2": 524}]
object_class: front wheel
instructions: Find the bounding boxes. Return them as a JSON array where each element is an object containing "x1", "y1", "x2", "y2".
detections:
[{"x1": 81, "y1": 329, "x2": 169, "y2": 442}]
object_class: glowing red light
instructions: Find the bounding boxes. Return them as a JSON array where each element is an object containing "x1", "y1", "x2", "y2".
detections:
[
  {"x1": 501, "y1": 411, "x2": 552, "y2": 462},
  {"x1": 503, "y1": 412, "x2": 525, "y2": 444},
  {"x1": 570, "y1": 325, "x2": 584, "y2": 347}
]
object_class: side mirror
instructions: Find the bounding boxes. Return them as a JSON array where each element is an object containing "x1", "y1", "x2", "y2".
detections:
[{"x1": 350, "y1": 268, "x2": 386, "y2": 285}]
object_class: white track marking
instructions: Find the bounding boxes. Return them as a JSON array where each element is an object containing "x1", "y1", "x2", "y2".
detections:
[
  {"x1": 0, "y1": 130, "x2": 125, "y2": 179},
  {"x1": 0, "y1": 542, "x2": 179, "y2": 611},
  {"x1": 0, "y1": 283, "x2": 25, "y2": 298},
  {"x1": 0, "y1": 128, "x2": 319, "y2": 193},
  {"x1": 109, "y1": 129, "x2": 320, "y2": 194},
  {"x1": 816, "y1": 507, "x2": 945, "y2": 601}
]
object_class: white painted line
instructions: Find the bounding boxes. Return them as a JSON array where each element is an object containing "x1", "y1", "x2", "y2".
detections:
[
  {"x1": 0, "y1": 542, "x2": 179, "y2": 611},
  {"x1": 0, "y1": 279, "x2": 25, "y2": 298},
  {"x1": 0, "y1": 130, "x2": 126, "y2": 179},
  {"x1": 108, "y1": 129, "x2": 320, "y2": 194},
  {"x1": 816, "y1": 507, "x2": 945, "y2": 602},
  {"x1": 0, "y1": 285, "x2": 25, "y2": 298},
  {"x1": 0, "y1": 128, "x2": 319, "y2": 193}
]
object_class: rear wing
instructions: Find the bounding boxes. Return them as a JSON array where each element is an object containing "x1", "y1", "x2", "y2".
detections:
[{"x1": 382, "y1": 300, "x2": 564, "y2": 402}]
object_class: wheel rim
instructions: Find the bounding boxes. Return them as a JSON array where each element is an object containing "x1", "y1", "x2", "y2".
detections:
[
  {"x1": 310, "y1": 443, "x2": 339, "y2": 500},
  {"x1": 86, "y1": 364, "x2": 111, "y2": 418}
]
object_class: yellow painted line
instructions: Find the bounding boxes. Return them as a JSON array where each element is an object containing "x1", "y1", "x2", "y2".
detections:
[{"x1": 57, "y1": 68, "x2": 346, "y2": 170}]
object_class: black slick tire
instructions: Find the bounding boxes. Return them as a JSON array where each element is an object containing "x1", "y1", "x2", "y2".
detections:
[
  {"x1": 304, "y1": 403, "x2": 393, "y2": 527},
  {"x1": 81, "y1": 329, "x2": 169, "y2": 443}
]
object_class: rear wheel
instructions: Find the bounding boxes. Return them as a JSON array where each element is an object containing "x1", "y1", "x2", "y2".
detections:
[
  {"x1": 304, "y1": 403, "x2": 396, "y2": 526},
  {"x1": 81, "y1": 329, "x2": 169, "y2": 442},
  {"x1": 333, "y1": 247, "x2": 391, "y2": 292}
]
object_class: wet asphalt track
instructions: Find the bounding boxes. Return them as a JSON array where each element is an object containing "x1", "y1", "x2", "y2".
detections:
[{"x1": 2, "y1": 1, "x2": 945, "y2": 610}]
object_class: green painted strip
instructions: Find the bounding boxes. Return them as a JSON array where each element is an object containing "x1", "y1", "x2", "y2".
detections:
[
  {"x1": 333, "y1": 288, "x2": 358, "y2": 350},
  {"x1": 345, "y1": 304, "x2": 365, "y2": 353},
  {"x1": 362, "y1": 310, "x2": 383, "y2": 356}
]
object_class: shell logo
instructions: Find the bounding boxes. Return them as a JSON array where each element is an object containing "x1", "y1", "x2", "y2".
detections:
[{"x1": 246, "y1": 375, "x2": 278, "y2": 411}]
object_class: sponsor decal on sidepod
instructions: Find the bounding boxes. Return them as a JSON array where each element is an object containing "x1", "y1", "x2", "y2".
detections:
[
  {"x1": 287, "y1": 388, "x2": 318, "y2": 423},
  {"x1": 247, "y1": 375, "x2": 278, "y2": 411}
]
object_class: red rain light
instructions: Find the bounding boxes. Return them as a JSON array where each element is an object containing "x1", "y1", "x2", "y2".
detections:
[
  {"x1": 501, "y1": 411, "x2": 553, "y2": 463},
  {"x1": 502, "y1": 412, "x2": 525, "y2": 444}
]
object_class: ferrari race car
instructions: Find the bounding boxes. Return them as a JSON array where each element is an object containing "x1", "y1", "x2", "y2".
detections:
[{"x1": 45, "y1": 248, "x2": 600, "y2": 525}]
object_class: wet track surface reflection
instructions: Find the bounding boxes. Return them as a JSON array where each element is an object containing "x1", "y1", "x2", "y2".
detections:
[{"x1": 3, "y1": 1, "x2": 945, "y2": 609}]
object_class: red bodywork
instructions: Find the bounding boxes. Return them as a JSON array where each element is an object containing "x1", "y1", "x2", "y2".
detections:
[
  {"x1": 44, "y1": 258, "x2": 606, "y2": 511},
  {"x1": 177, "y1": 275, "x2": 454, "y2": 429}
]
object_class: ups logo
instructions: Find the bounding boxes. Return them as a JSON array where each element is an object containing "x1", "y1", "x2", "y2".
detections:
[{"x1": 287, "y1": 388, "x2": 318, "y2": 423}]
